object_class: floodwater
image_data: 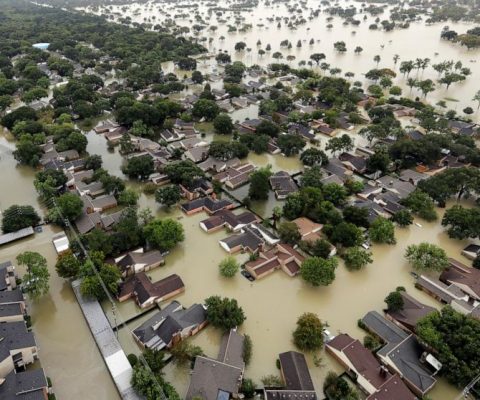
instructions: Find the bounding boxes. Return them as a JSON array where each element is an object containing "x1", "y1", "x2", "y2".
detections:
[
  {"x1": 0, "y1": 131, "x2": 120, "y2": 400},
  {"x1": 81, "y1": 0, "x2": 480, "y2": 122},
  {"x1": 108, "y1": 203, "x2": 466, "y2": 399}
]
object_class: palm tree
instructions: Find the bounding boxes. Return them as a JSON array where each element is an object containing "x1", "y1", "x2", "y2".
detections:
[
  {"x1": 407, "y1": 78, "x2": 417, "y2": 93},
  {"x1": 393, "y1": 54, "x2": 400, "y2": 67},
  {"x1": 374, "y1": 55, "x2": 381, "y2": 66},
  {"x1": 473, "y1": 90, "x2": 480, "y2": 110}
]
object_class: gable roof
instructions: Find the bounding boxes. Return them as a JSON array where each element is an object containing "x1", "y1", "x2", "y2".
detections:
[{"x1": 279, "y1": 351, "x2": 315, "y2": 390}]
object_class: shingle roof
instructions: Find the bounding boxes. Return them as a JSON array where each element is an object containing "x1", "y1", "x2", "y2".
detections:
[{"x1": 279, "y1": 351, "x2": 315, "y2": 390}]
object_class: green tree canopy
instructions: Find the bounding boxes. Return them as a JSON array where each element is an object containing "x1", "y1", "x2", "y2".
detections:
[
  {"x1": 1, "y1": 204, "x2": 40, "y2": 233},
  {"x1": 301, "y1": 257, "x2": 338, "y2": 286},
  {"x1": 293, "y1": 312, "x2": 325, "y2": 351},
  {"x1": 405, "y1": 242, "x2": 449, "y2": 272},
  {"x1": 205, "y1": 295, "x2": 246, "y2": 331},
  {"x1": 143, "y1": 219, "x2": 185, "y2": 252}
]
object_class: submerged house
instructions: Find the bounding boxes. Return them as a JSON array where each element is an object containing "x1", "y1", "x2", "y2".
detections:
[
  {"x1": 326, "y1": 333, "x2": 416, "y2": 400},
  {"x1": 269, "y1": 171, "x2": 298, "y2": 200},
  {"x1": 219, "y1": 224, "x2": 279, "y2": 254},
  {"x1": 132, "y1": 301, "x2": 207, "y2": 350},
  {"x1": 186, "y1": 329, "x2": 245, "y2": 400},
  {"x1": 114, "y1": 249, "x2": 165, "y2": 277},
  {"x1": 360, "y1": 311, "x2": 439, "y2": 397},
  {"x1": 118, "y1": 272, "x2": 185, "y2": 309},
  {"x1": 200, "y1": 209, "x2": 260, "y2": 233},
  {"x1": 244, "y1": 243, "x2": 305, "y2": 280},
  {"x1": 264, "y1": 351, "x2": 317, "y2": 399}
]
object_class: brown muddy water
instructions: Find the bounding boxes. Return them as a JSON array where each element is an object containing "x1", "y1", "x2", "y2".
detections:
[
  {"x1": 1, "y1": 125, "x2": 469, "y2": 400},
  {"x1": 0, "y1": 130, "x2": 120, "y2": 400},
  {"x1": 81, "y1": 0, "x2": 480, "y2": 123},
  {"x1": 107, "y1": 202, "x2": 467, "y2": 399}
]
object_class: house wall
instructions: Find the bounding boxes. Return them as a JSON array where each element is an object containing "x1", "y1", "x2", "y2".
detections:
[
  {"x1": 326, "y1": 345, "x2": 378, "y2": 395},
  {"x1": 0, "y1": 314, "x2": 24, "y2": 323},
  {"x1": 0, "y1": 355, "x2": 14, "y2": 378}
]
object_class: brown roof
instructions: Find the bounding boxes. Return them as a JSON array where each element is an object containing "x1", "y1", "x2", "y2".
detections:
[
  {"x1": 440, "y1": 258, "x2": 480, "y2": 299},
  {"x1": 327, "y1": 334, "x2": 392, "y2": 390},
  {"x1": 119, "y1": 272, "x2": 184, "y2": 306},
  {"x1": 367, "y1": 375, "x2": 416, "y2": 400},
  {"x1": 279, "y1": 351, "x2": 315, "y2": 390},
  {"x1": 386, "y1": 292, "x2": 436, "y2": 331}
]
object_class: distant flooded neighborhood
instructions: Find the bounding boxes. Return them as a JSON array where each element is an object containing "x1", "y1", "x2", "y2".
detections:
[{"x1": 0, "y1": 0, "x2": 480, "y2": 399}]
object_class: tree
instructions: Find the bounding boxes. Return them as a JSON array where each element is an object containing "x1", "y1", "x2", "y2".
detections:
[
  {"x1": 80, "y1": 261, "x2": 121, "y2": 300},
  {"x1": 392, "y1": 209, "x2": 413, "y2": 227},
  {"x1": 255, "y1": 120, "x2": 280, "y2": 137},
  {"x1": 55, "y1": 250, "x2": 81, "y2": 279},
  {"x1": 143, "y1": 348, "x2": 167, "y2": 374},
  {"x1": 170, "y1": 341, "x2": 204, "y2": 366},
  {"x1": 342, "y1": 206, "x2": 370, "y2": 228},
  {"x1": 163, "y1": 161, "x2": 204, "y2": 186},
  {"x1": 122, "y1": 155, "x2": 155, "y2": 180},
  {"x1": 1, "y1": 205, "x2": 40, "y2": 233},
  {"x1": 293, "y1": 312, "x2": 325, "y2": 351},
  {"x1": 473, "y1": 90, "x2": 480, "y2": 109},
  {"x1": 369, "y1": 217, "x2": 396, "y2": 244},
  {"x1": 416, "y1": 306, "x2": 480, "y2": 388},
  {"x1": 401, "y1": 190, "x2": 437, "y2": 221},
  {"x1": 120, "y1": 132, "x2": 134, "y2": 155},
  {"x1": 302, "y1": 239, "x2": 333, "y2": 258},
  {"x1": 300, "y1": 148, "x2": 328, "y2": 167},
  {"x1": 234, "y1": 41, "x2": 247, "y2": 51},
  {"x1": 326, "y1": 134, "x2": 353, "y2": 155},
  {"x1": 385, "y1": 289, "x2": 404, "y2": 312},
  {"x1": 441, "y1": 205, "x2": 480, "y2": 240},
  {"x1": 248, "y1": 166, "x2": 272, "y2": 200},
  {"x1": 17, "y1": 252, "x2": 50, "y2": 300},
  {"x1": 343, "y1": 247, "x2": 373, "y2": 271},
  {"x1": 144, "y1": 219, "x2": 185, "y2": 251},
  {"x1": 131, "y1": 365, "x2": 164, "y2": 400},
  {"x1": 192, "y1": 99, "x2": 220, "y2": 121},
  {"x1": 278, "y1": 221, "x2": 301, "y2": 245},
  {"x1": 333, "y1": 41, "x2": 347, "y2": 52},
  {"x1": 310, "y1": 53, "x2": 326, "y2": 65},
  {"x1": 191, "y1": 70, "x2": 204, "y2": 84},
  {"x1": 329, "y1": 222, "x2": 363, "y2": 248},
  {"x1": 155, "y1": 186, "x2": 181, "y2": 208},
  {"x1": 219, "y1": 257, "x2": 240, "y2": 278},
  {"x1": 243, "y1": 334, "x2": 253, "y2": 366},
  {"x1": 118, "y1": 188, "x2": 139, "y2": 207},
  {"x1": 205, "y1": 296, "x2": 246, "y2": 331},
  {"x1": 322, "y1": 183, "x2": 348, "y2": 206},
  {"x1": 56, "y1": 192, "x2": 83, "y2": 222},
  {"x1": 373, "y1": 54, "x2": 381, "y2": 66},
  {"x1": 240, "y1": 378, "x2": 255, "y2": 398},
  {"x1": 213, "y1": 113, "x2": 234, "y2": 134},
  {"x1": 84, "y1": 154, "x2": 103, "y2": 170},
  {"x1": 366, "y1": 149, "x2": 390, "y2": 174},
  {"x1": 405, "y1": 242, "x2": 449, "y2": 272},
  {"x1": 301, "y1": 166, "x2": 324, "y2": 189},
  {"x1": 277, "y1": 134, "x2": 306, "y2": 156},
  {"x1": 301, "y1": 257, "x2": 338, "y2": 286},
  {"x1": 324, "y1": 371, "x2": 359, "y2": 400}
]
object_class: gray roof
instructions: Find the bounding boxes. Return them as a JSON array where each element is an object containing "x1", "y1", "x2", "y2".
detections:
[
  {"x1": 0, "y1": 321, "x2": 36, "y2": 362},
  {"x1": 0, "y1": 289, "x2": 25, "y2": 305},
  {"x1": 186, "y1": 356, "x2": 243, "y2": 400},
  {"x1": 384, "y1": 336, "x2": 436, "y2": 394},
  {"x1": 279, "y1": 351, "x2": 315, "y2": 391},
  {"x1": 361, "y1": 312, "x2": 437, "y2": 395},
  {"x1": 361, "y1": 311, "x2": 408, "y2": 357},
  {"x1": 0, "y1": 303, "x2": 23, "y2": 318},
  {"x1": 0, "y1": 369, "x2": 47, "y2": 400},
  {"x1": 133, "y1": 301, "x2": 206, "y2": 349},
  {"x1": 217, "y1": 330, "x2": 245, "y2": 370}
]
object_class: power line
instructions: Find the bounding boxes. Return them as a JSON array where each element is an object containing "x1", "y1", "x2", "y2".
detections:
[{"x1": 46, "y1": 196, "x2": 167, "y2": 399}]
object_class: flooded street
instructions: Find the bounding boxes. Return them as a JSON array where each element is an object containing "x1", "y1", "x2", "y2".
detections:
[
  {"x1": 82, "y1": 0, "x2": 480, "y2": 123},
  {"x1": 106, "y1": 204, "x2": 465, "y2": 399},
  {"x1": 0, "y1": 0, "x2": 478, "y2": 398},
  {"x1": 0, "y1": 131, "x2": 120, "y2": 400}
]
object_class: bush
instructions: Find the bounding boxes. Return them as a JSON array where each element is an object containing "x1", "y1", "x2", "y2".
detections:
[
  {"x1": 243, "y1": 334, "x2": 253, "y2": 366},
  {"x1": 219, "y1": 256, "x2": 240, "y2": 278},
  {"x1": 127, "y1": 353, "x2": 138, "y2": 367}
]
